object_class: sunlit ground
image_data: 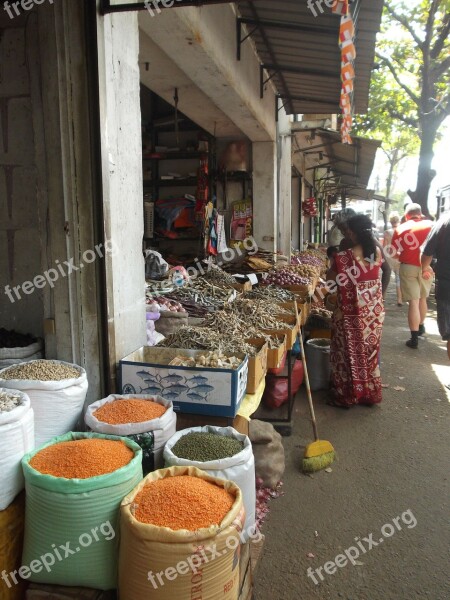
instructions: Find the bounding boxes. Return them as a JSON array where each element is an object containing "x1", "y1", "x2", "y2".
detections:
[{"x1": 424, "y1": 311, "x2": 450, "y2": 401}]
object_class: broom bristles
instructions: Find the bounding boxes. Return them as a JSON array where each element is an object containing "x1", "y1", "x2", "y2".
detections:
[{"x1": 302, "y1": 451, "x2": 336, "y2": 473}]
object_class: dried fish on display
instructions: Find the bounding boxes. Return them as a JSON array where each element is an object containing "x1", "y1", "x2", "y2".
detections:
[
  {"x1": 202, "y1": 265, "x2": 237, "y2": 287},
  {"x1": 164, "y1": 279, "x2": 236, "y2": 314},
  {"x1": 157, "y1": 326, "x2": 257, "y2": 356},
  {"x1": 230, "y1": 299, "x2": 294, "y2": 318},
  {"x1": 200, "y1": 311, "x2": 283, "y2": 350},
  {"x1": 244, "y1": 286, "x2": 296, "y2": 302}
]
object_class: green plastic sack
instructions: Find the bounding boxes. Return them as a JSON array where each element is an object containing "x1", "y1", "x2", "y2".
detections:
[{"x1": 21, "y1": 432, "x2": 143, "y2": 590}]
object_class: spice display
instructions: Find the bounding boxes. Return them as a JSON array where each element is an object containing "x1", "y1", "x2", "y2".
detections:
[
  {"x1": 158, "y1": 326, "x2": 257, "y2": 356},
  {"x1": 171, "y1": 432, "x2": 244, "y2": 462},
  {"x1": 1, "y1": 360, "x2": 80, "y2": 381},
  {"x1": 263, "y1": 269, "x2": 310, "y2": 286},
  {"x1": 30, "y1": 438, "x2": 134, "y2": 478},
  {"x1": 169, "y1": 351, "x2": 241, "y2": 369},
  {"x1": 93, "y1": 399, "x2": 167, "y2": 425},
  {"x1": 0, "y1": 328, "x2": 37, "y2": 348},
  {"x1": 133, "y1": 475, "x2": 234, "y2": 530},
  {"x1": 0, "y1": 390, "x2": 22, "y2": 412}
]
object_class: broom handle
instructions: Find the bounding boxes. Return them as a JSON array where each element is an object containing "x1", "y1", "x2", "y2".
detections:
[{"x1": 299, "y1": 328, "x2": 320, "y2": 441}]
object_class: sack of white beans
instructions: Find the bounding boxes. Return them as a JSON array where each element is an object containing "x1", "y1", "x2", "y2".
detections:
[
  {"x1": 0, "y1": 389, "x2": 34, "y2": 510},
  {"x1": 0, "y1": 360, "x2": 87, "y2": 448}
]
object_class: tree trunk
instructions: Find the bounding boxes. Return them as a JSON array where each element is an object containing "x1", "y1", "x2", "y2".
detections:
[
  {"x1": 407, "y1": 123, "x2": 437, "y2": 216},
  {"x1": 385, "y1": 148, "x2": 398, "y2": 199}
]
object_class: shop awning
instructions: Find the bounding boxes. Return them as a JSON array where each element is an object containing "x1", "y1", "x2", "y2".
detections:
[
  {"x1": 236, "y1": 0, "x2": 384, "y2": 115},
  {"x1": 293, "y1": 127, "x2": 381, "y2": 192}
]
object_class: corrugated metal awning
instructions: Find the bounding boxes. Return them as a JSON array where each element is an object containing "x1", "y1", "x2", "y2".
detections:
[
  {"x1": 236, "y1": 0, "x2": 384, "y2": 114},
  {"x1": 293, "y1": 127, "x2": 381, "y2": 191}
]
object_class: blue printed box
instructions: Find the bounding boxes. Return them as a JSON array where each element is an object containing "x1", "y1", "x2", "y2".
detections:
[{"x1": 119, "y1": 347, "x2": 249, "y2": 418}]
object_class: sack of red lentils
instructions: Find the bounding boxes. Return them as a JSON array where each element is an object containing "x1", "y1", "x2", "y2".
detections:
[
  {"x1": 85, "y1": 395, "x2": 176, "y2": 473},
  {"x1": 0, "y1": 360, "x2": 88, "y2": 448},
  {"x1": 21, "y1": 432, "x2": 143, "y2": 590},
  {"x1": 164, "y1": 426, "x2": 255, "y2": 539},
  {"x1": 119, "y1": 466, "x2": 245, "y2": 600}
]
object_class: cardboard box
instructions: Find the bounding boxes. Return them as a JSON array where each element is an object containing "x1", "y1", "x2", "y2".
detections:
[
  {"x1": 119, "y1": 347, "x2": 248, "y2": 418},
  {"x1": 277, "y1": 301, "x2": 300, "y2": 327},
  {"x1": 26, "y1": 586, "x2": 115, "y2": 599},
  {"x1": 266, "y1": 334, "x2": 287, "y2": 369},
  {"x1": 175, "y1": 412, "x2": 250, "y2": 436},
  {"x1": 261, "y1": 315, "x2": 298, "y2": 350},
  {"x1": 246, "y1": 339, "x2": 268, "y2": 394}
]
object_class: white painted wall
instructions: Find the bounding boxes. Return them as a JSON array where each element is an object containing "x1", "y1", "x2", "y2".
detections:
[
  {"x1": 96, "y1": 8, "x2": 146, "y2": 390},
  {"x1": 252, "y1": 142, "x2": 277, "y2": 253},
  {"x1": 292, "y1": 177, "x2": 301, "y2": 251}
]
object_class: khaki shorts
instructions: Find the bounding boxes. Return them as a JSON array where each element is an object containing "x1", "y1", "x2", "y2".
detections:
[{"x1": 399, "y1": 264, "x2": 432, "y2": 301}]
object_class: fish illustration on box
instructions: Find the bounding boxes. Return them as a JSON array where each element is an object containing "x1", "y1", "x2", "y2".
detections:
[
  {"x1": 160, "y1": 374, "x2": 185, "y2": 384},
  {"x1": 186, "y1": 375, "x2": 209, "y2": 385},
  {"x1": 165, "y1": 384, "x2": 189, "y2": 395},
  {"x1": 191, "y1": 384, "x2": 214, "y2": 394},
  {"x1": 139, "y1": 385, "x2": 163, "y2": 395},
  {"x1": 187, "y1": 391, "x2": 209, "y2": 403}
]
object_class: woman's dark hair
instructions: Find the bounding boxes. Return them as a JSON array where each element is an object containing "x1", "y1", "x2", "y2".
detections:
[{"x1": 346, "y1": 214, "x2": 377, "y2": 260}]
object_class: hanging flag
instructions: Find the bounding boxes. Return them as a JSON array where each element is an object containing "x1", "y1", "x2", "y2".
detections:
[
  {"x1": 332, "y1": 0, "x2": 349, "y2": 15},
  {"x1": 341, "y1": 62, "x2": 355, "y2": 81},
  {"x1": 340, "y1": 91, "x2": 352, "y2": 114},
  {"x1": 342, "y1": 79, "x2": 354, "y2": 94},
  {"x1": 339, "y1": 15, "x2": 354, "y2": 42},
  {"x1": 341, "y1": 39, "x2": 356, "y2": 63}
]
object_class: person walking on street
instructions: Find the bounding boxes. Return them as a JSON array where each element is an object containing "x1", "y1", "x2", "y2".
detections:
[
  {"x1": 384, "y1": 212, "x2": 403, "y2": 306},
  {"x1": 421, "y1": 213, "x2": 450, "y2": 370},
  {"x1": 391, "y1": 204, "x2": 433, "y2": 349}
]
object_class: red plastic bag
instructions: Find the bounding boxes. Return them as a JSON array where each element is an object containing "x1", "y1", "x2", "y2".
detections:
[{"x1": 263, "y1": 360, "x2": 304, "y2": 409}]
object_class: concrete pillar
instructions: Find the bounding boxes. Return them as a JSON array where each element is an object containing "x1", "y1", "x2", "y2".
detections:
[
  {"x1": 252, "y1": 142, "x2": 277, "y2": 253},
  {"x1": 278, "y1": 113, "x2": 292, "y2": 258},
  {"x1": 96, "y1": 8, "x2": 146, "y2": 390}
]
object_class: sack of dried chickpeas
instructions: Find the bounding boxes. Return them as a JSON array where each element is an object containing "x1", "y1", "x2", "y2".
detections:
[
  {"x1": 119, "y1": 466, "x2": 245, "y2": 600},
  {"x1": 85, "y1": 395, "x2": 176, "y2": 473},
  {"x1": 0, "y1": 360, "x2": 88, "y2": 448},
  {"x1": 21, "y1": 432, "x2": 143, "y2": 590}
]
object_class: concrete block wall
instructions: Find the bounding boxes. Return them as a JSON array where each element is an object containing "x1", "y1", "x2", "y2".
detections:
[{"x1": 0, "y1": 14, "x2": 45, "y2": 336}]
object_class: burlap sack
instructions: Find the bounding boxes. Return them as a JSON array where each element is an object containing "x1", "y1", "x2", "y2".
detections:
[{"x1": 249, "y1": 420, "x2": 285, "y2": 489}]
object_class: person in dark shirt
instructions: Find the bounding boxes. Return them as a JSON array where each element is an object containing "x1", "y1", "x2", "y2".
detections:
[{"x1": 421, "y1": 213, "x2": 450, "y2": 368}]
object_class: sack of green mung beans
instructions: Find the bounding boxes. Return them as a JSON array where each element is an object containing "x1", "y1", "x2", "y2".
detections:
[
  {"x1": 119, "y1": 466, "x2": 245, "y2": 600},
  {"x1": 0, "y1": 360, "x2": 88, "y2": 448},
  {"x1": 164, "y1": 426, "x2": 255, "y2": 539}
]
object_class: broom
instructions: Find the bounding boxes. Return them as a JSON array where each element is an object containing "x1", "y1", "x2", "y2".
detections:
[{"x1": 299, "y1": 330, "x2": 336, "y2": 473}]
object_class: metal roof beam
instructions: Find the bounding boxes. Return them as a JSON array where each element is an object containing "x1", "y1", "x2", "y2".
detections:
[{"x1": 238, "y1": 16, "x2": 336, "y2": 36}]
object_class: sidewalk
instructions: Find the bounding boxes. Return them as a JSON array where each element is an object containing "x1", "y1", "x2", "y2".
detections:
[{"x1": 254, "y1": 286, "x2": 450, "y2": 600}]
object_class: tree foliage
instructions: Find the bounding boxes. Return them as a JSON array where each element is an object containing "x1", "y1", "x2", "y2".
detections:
[{"x1": 356, "y1": 0, "x2": 450, "y2": 214}]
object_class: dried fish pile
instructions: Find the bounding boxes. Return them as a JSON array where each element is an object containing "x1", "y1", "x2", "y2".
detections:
[
  {"x1": 202, "y1": 265, "x2": 237, "y2": 287},
  {"x1": 244, "y1": 286, "x2": 296, "y2": 302},
  {"x1": 231, "y1": 299, "x2": 294, "y2": 317},
  {"x1": 157, "y1": 326, "x2": 257, "y2": 356},
  {"x1": 311, "y1": 307, "x2": 333, "y2": 319},
  {"x1": 170, "y1": 351, "x2": 241, "y2": 369},
  {"x1": 223, "y1": 304, "x2": 288, "y2": 331},
  {"x1": 200, "y1": 311, "x2": 283, "y2": 350},
  {"x1": 0, "y1": 390, "x2": 22, "y2": 412},
  {"x1": 165, "y1": 279, "x2": 236, "y2": 316}
]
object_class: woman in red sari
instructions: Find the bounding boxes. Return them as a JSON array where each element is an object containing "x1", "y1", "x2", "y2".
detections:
[{"x1": 328, "y1": 214, "x2": 385, "y2": 407}]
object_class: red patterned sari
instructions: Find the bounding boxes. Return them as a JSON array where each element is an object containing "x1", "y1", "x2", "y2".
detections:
[{"x1": 330, "y1": 249, "x2": 385, "y2": 406}]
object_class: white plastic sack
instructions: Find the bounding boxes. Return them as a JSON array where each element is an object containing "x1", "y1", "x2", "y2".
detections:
[
  {"x1": 85, "y1": 395, "x2": 176, "y2": 472},
  {"x1": 0, "y1": 389, "x2": 35, "y2": 510},
  {"x1": 0, "y1": 360, "x2": 88, "y2": 448},
  {"x1": 164, "y1": 425, "x2": 256, "y2": 538},
  {"x1": 0, "y1": 350, "x2": 43, "y2": 369},
  {"x1": 0, "y1": 340, "x2": 43, "y2": 360}
]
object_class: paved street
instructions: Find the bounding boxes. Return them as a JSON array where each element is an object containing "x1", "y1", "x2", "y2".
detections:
[{"x1": 254, "y1": 287, "x2": 450, "y2": 600}]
